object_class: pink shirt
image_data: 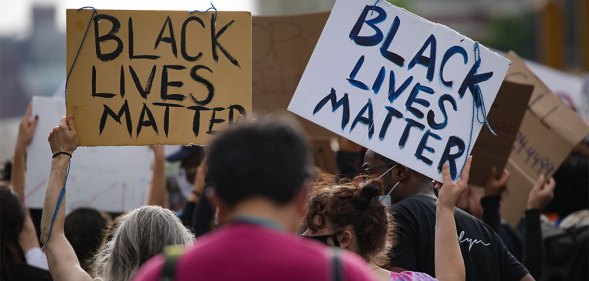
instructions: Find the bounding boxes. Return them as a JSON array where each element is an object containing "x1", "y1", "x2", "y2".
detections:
[
  {"x1": 134, "y1": 223, "x2": 375, "y2": 281},
  {"x1": 392, "y1": 271, "x2": 437, "y2": 281}
]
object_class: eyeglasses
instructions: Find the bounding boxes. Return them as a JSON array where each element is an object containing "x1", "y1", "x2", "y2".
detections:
[
  {"x1": 361, "y1": 163, "x2": 396, "y2": 176},
  {"x1": 304, "y1": 231, "x2": 342, "y2": 247}
]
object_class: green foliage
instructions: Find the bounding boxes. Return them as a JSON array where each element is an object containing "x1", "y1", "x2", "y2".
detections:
[{"x1": 482, "y1": 14, "x2": 536, "y2": 60}]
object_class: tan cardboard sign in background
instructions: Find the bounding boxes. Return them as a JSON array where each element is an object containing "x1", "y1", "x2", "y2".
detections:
[
  {"x1": 500, "y1": 52, "x2": 589, "y2": 227},
  {"x1": 67, "y1": 9, "x2": 252, "y2": 146},
  {"x1": 469, "y1": 81, "x2": 533, "y2": 187},
  {"x1": 252, "y1": 12, "x2": 333, "y2": 138}
]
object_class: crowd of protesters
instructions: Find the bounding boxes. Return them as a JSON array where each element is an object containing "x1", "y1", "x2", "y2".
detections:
[{"x1": 1, "y1": 102, "x2": 588, "y2": 281}]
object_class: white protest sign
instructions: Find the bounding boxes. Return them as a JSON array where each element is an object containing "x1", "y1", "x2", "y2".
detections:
[
  {"x1": 25, "y1": 96, "x2": 152, "y2": 213},
  {"x1": 288, "y1": 0, "x2": 510, "y2": 181},
  {"x1": 526, "y1": 60, "x2": 588, "y2": 120}
]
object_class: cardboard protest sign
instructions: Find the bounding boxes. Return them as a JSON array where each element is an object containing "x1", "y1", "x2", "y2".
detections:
[
  {"x1": 526, "y1": 59, "x2": 588, "y2": 120},
  {"x1": 66, "y1": 9, "x2": 251, "y2": 146},
  {"x1": 288, "y1": 0, "x2": 510, "y2": 181},
  {"x1": 25, "y1": 96, "x2": 152, "y2": 213},
  {"x1": 469, "y1": 81, "x2": 533, "y2": 186},
  {"x1": 252, "y1": 12, "x2": 333, "y2": 138},
  {"x1": 500, "y1": 52, "x2": 589, "y2": 227},
  {"x1": 311, "y1": 138, "x2": 338, "y2": 174}
]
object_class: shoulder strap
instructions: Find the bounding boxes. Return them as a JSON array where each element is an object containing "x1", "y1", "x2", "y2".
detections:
[
  {"x1": 329, "y1": 247, "x2": 344, "y2": 281},
  {"x1": 160, "y1": 245, "x2": 185, "y2": 281}
]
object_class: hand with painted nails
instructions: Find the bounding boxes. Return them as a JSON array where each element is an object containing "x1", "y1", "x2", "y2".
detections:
[{"x1": 17, "y1": 103, "x2": 39, "y2": 148}]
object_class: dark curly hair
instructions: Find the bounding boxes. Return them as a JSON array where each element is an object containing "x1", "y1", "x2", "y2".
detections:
[{"x1": 305, "y1": 181, "x2": 395, "y2": 266}]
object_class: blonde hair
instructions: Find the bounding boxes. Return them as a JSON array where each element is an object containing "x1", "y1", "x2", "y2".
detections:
[{"x1": 91, "y1": 205, "x2": 194, "y2": 281}]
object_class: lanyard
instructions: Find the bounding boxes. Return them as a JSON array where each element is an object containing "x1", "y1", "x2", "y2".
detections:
[{"x1": 232, "y1": 216, "x2": 284, "y2": 232}]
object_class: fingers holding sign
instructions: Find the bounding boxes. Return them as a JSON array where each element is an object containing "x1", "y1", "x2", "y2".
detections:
[
  {"x1": 527, "y1": 174, "x2": 556, "y2": 210},
  {"x1": 436, "y1": 155, "x2": 472, "y2": 210},
  {"x1": 48, "y1": 116, "x2": 78, "y2": 157}
]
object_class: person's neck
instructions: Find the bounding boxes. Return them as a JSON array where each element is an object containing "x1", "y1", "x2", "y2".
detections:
[
  {"x1": 409, "y1": 180, "x2": 436, "y2": 198},
  {"x1": 224, "y1": 198, "x2": 298, "y2": 233}
]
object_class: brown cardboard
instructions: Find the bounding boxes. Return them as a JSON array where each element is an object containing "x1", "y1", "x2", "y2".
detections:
[
  {"x1": 311, "y1": 138, "x2": 337, "y2": 175},
  {"x1": 469, "y1": 81, "x2": 534, "y2": 186},
  {"x1": 500, "y1": 52, "x2": 589, "y2": 227},
  {"x1": 252, "y1": 12, "x2": 333, "y2": 138},
  {"x1": 66, "y1": 9, "x2": 252, "y2": 146}
]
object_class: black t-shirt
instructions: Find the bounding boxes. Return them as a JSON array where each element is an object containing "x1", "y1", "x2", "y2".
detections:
[
  {"x1": 6, "y1": 264, "x2": 52, "y2": 281},
  {"x1": 390, "y1": 195, "x2": 529, "y2": 281}
]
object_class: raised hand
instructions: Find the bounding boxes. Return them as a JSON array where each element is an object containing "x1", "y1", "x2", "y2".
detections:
[
  {"x1": 17, "y1": 103, "x2": 39, "y2": 147},
  {"x1": 437, "y1": 156, "x2": 472, "y2": 210},
  {"x1": 484, "y1": 167, "x2": 509, "y2": 196},
  {"x1": 527, "y1": 174, "x2": 555, "y2": 210},
  {"x1": 48, "y1": 116, "x2": 78, "y2": 156}
]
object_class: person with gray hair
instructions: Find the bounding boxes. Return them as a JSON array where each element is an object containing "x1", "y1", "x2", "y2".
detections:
[{"x1": 40, "y1": 116, "x2": 194, "y2": 281}]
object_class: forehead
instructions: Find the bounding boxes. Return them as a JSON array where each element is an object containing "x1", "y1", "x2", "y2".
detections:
[{"x1": 363, "y1": 150, "x2": 386, "y2": 166}]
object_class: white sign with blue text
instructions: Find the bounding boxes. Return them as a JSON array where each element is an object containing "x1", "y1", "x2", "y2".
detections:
[{"x1": 288, "y1": 0, "x2": 510, "y2": 181}]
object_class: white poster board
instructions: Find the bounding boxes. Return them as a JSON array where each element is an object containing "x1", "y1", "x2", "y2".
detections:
[
  {"x1": 25, "y1": 96, "x2": 152, "y2": 213},
  {"x1": 288, "y1": 0, "x2": 510, "y2": 181}
]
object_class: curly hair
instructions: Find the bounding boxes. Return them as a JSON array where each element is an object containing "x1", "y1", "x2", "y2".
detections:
[{"x1": 305, "y1": 181, "x2": 396, "y2": 266}]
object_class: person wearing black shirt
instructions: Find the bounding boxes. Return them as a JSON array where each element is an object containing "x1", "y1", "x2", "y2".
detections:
[{"x1": 363, "y1": 150, "x2": 534, "y2": 281}]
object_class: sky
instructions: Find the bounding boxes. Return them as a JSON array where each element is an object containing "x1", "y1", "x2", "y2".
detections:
[{"x1": 0, "y1": 0, "x2": 255, "y2": 36}]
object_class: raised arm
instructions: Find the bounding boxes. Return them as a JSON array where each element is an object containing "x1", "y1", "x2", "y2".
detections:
[
  {"x1": 40, "y1": 116, "x2": 92, "y2": 281},
  {"x1": 523, "y1": 174, "x2": 555, "y2": 280},
  {"x1": 435, "y1": 156, "x2": 471, "y2": 281},
  {"x1": 11, "y1": 103, "x2": 41, "y2": 253},
  {"x1": 147, "y1": 145, "x2": 168, "y2": 207},
  {"x1": 480, "y1": 167, "x2": 509, "y2": 232},
  {"x1": 11, "y1": 103, "x2": 38, "y2": 203}
]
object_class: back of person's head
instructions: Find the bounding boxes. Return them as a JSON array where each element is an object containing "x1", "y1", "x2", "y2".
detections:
[
  {"x1": 207, "y1": 117, "x2": 313, "y2": 208},
  {"x1": 0, "y1": 185, "x2": 26, "y2": 280},
  {"x1": 305, "y1": 182, "x2": 394, "y2": 266},
  {"x1": 91, "y1": 205, "x2": 193, "y2": 281},
  {"x1": 65, "y1": 208, "x2": 111, "y2": 272},
  {"x1": 1, "y1": 161, "x2": 11, "y2": 182}
]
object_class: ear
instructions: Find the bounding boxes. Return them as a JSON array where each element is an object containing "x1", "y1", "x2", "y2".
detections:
[
  {"x1": 337, "y1": 228, "x2": 354, "y2": 250},
  {"x1": 395, "y1": 165, "x2": 411, "y2": 182}
]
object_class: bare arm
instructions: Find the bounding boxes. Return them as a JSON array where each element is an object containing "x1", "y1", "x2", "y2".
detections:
[
  {"x1": 434, "y1": 156, "x2": 471, "y2": 281},
  {"x1": 40, "y1": 116, "x2": 92, "y2": 281},
  {"x1": 147, "y1": 145, "x2": 167, "y2": 207},
  {"x1": 12, "y1": 103, "x2": 40, "y2": 252}
]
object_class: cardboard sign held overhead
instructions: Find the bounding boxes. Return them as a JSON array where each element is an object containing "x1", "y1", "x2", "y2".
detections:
[
  {"x1": 469, "y1": 81, "x2": 533, "y2": 187},
  {"x1": 252, "y1": 12, "x2": 333, "y2": 138},
  {"x1": 26, "y1": 96, "x2": 152, "y2": 213},
  {"x1": 288, "y1": 0, "x2": 510, "y2": 181},
  {"x1": 66, "y1": 9, "x2": 252, "y2": 146},
  {"x1": 500, "y1": 52, "x2": 589, "y2": 227}
]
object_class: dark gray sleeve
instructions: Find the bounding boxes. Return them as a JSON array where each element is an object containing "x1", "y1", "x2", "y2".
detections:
[{"x1": 523, "y1": 209, "x2": 543, "y2": 280}]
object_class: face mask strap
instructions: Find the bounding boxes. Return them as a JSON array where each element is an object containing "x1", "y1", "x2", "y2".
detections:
[{"x1": 376, "y1": 164, "x2": 397, "y2": 181}]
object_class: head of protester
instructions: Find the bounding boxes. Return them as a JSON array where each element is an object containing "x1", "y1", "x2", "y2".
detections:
[
  {"x1": 134, "y1": 116, "x2": 376, "y2": 281},
  {"x1": 0, "y1": 185, "x2": 26, "y2": 280},
  {"x1": 363, "y1": 150, "x2": 435, "y2": 204},
  {"x1": 39, "y1": 116, "x2": 194, "y2": 281},
  {"x1": 304, "y1": 156, "x2": 471, "y2": 281},
  {"x1": 64, "y1": 208, "x2": 111, "y2": 272}
]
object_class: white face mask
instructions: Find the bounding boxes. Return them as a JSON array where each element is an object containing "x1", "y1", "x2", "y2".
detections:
[
  {"x1": 375, "y1": 164, "x2": 399, "y2": 207},
  {"x1": 174, "y1": 168, "x2": 194, "y2": 200}
]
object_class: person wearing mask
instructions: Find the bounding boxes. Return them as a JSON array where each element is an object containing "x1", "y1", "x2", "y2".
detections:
[
  {"x1": 304, "y1": 157, "x2": 471, "y2": 281},
  {"x1": 363, "y1": 150, "x2": 534, "y2": 281}
]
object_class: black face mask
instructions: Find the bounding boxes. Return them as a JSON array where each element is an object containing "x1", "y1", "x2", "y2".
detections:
[{"x1": 304, "y1": 231, "x2": 342, "y2": 247}]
